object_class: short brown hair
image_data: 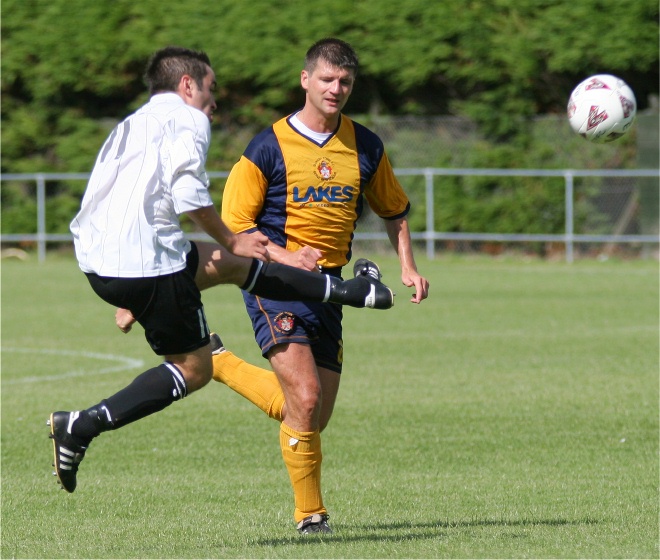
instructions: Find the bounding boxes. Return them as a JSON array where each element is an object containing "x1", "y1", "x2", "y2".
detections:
[
  {"x1": 144, "y1": 46, "x2": 212, "y2": 95},
  {"x1": 304, "y1": 38, "x2": 359, "y2": 75}
]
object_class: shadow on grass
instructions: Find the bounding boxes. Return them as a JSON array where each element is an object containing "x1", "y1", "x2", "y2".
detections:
[{"x1": 257, "y1": 517, "x2": 600, "y2": 546}]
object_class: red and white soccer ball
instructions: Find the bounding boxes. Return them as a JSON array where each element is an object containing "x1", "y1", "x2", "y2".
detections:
[{"x1": 567, "y1": 74, "x2": 636, "y2": 143}]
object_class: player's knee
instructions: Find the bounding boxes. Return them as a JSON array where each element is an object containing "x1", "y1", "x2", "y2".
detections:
[
  {"x1": 186, "y1": 371, "x2": 212, "y2": 393},
  {"x1": 294, "y1": 390, "x2": 322, "y2": 421},
  {"x1": 179, "y1": 360, "x2": 213, "y2": 393}
]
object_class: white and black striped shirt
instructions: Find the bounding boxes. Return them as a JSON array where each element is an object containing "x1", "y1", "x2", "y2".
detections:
[{"x1": 70, "y1": 93, "x2": 213, "y2": 277}]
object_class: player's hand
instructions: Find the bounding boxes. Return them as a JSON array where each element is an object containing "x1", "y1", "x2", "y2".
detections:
[
  {"x1": 283, "y1": 246, "x2": 323, "y2": 272},
  {"x1": 116, "y1": 308, "x2": 136, "y2": 333},
  {"x1": 231, "y1": 231, "x2": 271, "y2": 262},
  {"x1": 401, "y1": 270, "x2": 429, "y2": 304}
]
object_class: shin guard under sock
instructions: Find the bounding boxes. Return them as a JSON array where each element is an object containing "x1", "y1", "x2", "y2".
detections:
[
  {"x1": 72, "y1": 363, "x2": 187, "y2": 439},
  {"x1": 279, "y1": 423, "x2": 326, "y2": 523},
  {"x1": 212, "y1": 351, "x2": 285, "y2": 421}
]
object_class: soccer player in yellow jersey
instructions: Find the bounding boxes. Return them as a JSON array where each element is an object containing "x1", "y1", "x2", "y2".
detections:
[{"x1": 214, "y1": 38, "x2": 429, "y2": 534}]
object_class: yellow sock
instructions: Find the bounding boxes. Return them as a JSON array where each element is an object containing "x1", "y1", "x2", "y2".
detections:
[
  {"x1": 279, "y1": 422, "x2": 326, "y2": 523},
  {"x1": 212, "y1": 350, "x2": 285, "y2": 421}
]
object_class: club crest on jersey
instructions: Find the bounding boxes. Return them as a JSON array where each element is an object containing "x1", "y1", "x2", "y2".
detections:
[
  {"x1": 314, "y1": 158, "x2": 337, "y2": 181},
  {"x1": 274, "y1": 312, "x2": 295, "y2": 333}
]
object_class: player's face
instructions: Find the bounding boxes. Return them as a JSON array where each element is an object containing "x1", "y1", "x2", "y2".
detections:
[
  {"x1": 189, "y1": 66, "x2": 218, "y2": 122},
  {"x1": 301, "y1": 60, "x2": 354, "y2": 122}
]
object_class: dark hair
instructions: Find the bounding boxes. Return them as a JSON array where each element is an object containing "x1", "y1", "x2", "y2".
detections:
[
  {"x1": 304, "y1": 38, "x2": 359, "y2": 75},
  {"x1": 144, "y1": 46, "x2": 212, "y2": 95}
]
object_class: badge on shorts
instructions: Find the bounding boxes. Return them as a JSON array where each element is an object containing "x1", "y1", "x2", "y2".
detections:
[{"x1": 274, "y1": 312, "x2": 295, "y2": 333}]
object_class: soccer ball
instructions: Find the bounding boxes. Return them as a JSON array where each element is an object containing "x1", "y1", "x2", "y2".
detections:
[{"x1": 567, "y1": 74, "x2": 636, "y2": 143}]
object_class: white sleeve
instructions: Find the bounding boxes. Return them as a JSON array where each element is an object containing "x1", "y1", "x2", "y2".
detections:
[{"x1": 165, "y1": 108, "x2": 214, "y2": 214}]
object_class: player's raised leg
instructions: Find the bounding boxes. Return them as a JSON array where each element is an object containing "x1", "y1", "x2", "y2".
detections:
[
  {"x1": 194, "y1": 241, "x2": 394, "y2": 309},
  {"x1": 211, "y1": 333, "x2": 286, "y2": 421}
]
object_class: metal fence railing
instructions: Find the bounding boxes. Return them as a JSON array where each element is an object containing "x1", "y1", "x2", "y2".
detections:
[{"x1": 1, "y1": 169, "x2": 658, "y2": 263}]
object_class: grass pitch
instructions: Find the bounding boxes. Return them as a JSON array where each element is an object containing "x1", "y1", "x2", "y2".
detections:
[{"x1": 1, "y1": 254, "x2": 658, "y2": 558}]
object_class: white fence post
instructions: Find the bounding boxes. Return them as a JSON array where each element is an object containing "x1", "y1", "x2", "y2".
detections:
[{"x1": 564, "y1": 171, "x2": 574, "y2": 264}]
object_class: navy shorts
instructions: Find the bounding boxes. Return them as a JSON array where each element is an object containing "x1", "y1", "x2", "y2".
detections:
[
  {"x1": 243, "y1": 288, "x2": 344, "y2": 374},
  {"x1": 85, "y1": 242, "x2": 210, "y2": 356}
]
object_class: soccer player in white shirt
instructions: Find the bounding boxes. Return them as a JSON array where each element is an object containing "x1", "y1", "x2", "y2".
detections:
[{"x1": 49, "y1": 46, "x2": 394, "y2": 494}]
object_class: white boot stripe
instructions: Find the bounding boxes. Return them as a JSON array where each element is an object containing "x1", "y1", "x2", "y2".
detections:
[
  {"x1": 365, "y1": 284, "x2": 376, "y2": 308},
  {"x1": 66, "y1": 411, "x2": 80, "y2": 434}
]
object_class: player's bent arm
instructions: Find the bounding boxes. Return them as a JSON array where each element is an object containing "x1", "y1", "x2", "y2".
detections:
[
  {"x1": 261, "y1": 241, "x2": 321, "y2": 272},
  {"x1": 223, "y1": 225, "x2": 320, "y2": 272}
]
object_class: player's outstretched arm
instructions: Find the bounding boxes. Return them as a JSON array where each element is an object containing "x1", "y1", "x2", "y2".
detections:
[{"x1": 385, "y1": 217, "x2": 429, "y2": 304}]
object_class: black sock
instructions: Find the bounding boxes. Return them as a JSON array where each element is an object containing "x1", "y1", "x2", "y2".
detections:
[
  {"x1": 241, "y1": 259, "x2": 372, "y2": 307},
  {"x1": 72, "y1": 363, "x2": 187, "y2": 440},
  {"x1": 242, "y1": 260, "x2": 331, "y2": 301}
]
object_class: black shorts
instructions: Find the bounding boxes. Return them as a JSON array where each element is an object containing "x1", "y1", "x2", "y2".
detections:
[{"x1": 85, "y1": 242, "x2": 210, "y2": 356}]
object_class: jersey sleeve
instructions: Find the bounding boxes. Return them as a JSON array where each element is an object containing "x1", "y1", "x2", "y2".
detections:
[
  {"x1": 364, "y1": 151, "x2": 411, "y2": 220},
  {"x1": 166, "y1": 108, "x2": 214, "y2": 214},
  {"x1": 221, "y1": 155, "x2": 270, "y2": 233}
]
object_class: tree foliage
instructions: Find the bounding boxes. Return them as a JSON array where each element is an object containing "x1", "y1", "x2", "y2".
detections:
[
  {"x1": 2, "y1": 0, "x2": 657, "y2": 171},
  {"x1": 1, "y1": 0, "x2": 658, "y2": 240}
]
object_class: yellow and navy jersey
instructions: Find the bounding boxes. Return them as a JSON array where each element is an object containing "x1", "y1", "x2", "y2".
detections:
[{"x1": 221, "y1": 114, "x2": 410, "y2": 268}]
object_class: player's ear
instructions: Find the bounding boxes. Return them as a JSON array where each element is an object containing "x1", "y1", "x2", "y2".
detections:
[
  {"x1": 178, "y1": 75, "x2": 195, "y2": 99},
  {"x1": 300, "y1": 70, "x2": 309, "y2": 91}
]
